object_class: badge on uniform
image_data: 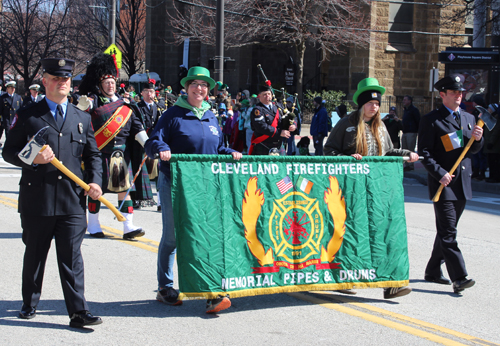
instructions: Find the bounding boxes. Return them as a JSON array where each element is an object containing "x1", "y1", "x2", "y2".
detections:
[
  {"x1": 123, "y1": 98, "x2": 130, "y2": 104},
  {"x1": 78, "y1": 123, "x2": 83, "y2": 134},
  {"x1": 254, "y1": 110, "x2": 260, "y2": 116}
]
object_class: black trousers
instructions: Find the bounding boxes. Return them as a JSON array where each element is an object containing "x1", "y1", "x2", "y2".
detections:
[
  {"x1": 21, "y1": 214, "x2": 89, "y2": 316},
  {"x1": 425, "y1": 200, "x2": 467, "y2": 282}
]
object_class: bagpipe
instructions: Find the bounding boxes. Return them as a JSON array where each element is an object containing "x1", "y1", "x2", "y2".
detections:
[{"x1": 257, "y1": 64, "x2": 297, "y2": 129}]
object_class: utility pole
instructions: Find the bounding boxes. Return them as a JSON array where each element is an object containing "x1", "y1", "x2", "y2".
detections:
[
  {"x1": 473, "y1": 0, "x2": 486, "y2": 47},
  {"x1": 110, "y1": 0, "x2": 116, "y2": 45},
  {"x1": 214, "y1": 0, "x2": 224, "y2": 82}
]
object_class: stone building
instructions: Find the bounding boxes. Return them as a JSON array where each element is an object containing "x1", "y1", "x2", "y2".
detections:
[{"x1": 146, "y1": 0, "x2": 472, "y2": 113}]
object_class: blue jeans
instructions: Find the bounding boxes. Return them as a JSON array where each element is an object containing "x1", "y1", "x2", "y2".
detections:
[{"x1": 157, "y1": 171, "x2": 177, "y2": 289}]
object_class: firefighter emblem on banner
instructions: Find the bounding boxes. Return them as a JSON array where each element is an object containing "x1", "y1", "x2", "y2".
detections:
[{"x1": 242, "y1": 176, "x2": 346, "y2": 274}]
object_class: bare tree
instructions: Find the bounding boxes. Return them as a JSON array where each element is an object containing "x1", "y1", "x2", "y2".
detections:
[
  {"x1": 439, "y1": 0, "x2": 500, "y2": 46},
  {"x1": 0, "y1": 0, "x2": 75, "y2": 89},
  {"x1": 169, "y1": 0, "x2": 371, "y2": 97},
  {"x1": 72, "y1": 0, "x2": 146, "y2": 78},
  {"x1": 116, "y1": 0, "x2": 146, "y2": 77}
]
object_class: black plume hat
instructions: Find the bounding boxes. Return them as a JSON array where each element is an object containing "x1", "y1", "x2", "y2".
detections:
[{"x1": 79, "y1": 53, "x2": 118, "y2": 95}]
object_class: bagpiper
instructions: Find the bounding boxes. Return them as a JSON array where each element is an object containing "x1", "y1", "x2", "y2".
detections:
[{"x1": 78, "y1": 53, "x2": 150, "y2": 239}]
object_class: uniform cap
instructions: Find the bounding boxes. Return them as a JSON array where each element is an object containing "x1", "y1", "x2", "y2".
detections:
[
  {"x1": 41, "y1": 58, "x2": 75, "y2": 77},
  {"x1": 5, "y1": 81, "x2": 16, "y2": 87},
  {"x1": 29, "y1": 84, "x2": 40, "y2": 90},
  {"x1": 434, "y1": 74, "x2": 465, "y2": 92}
]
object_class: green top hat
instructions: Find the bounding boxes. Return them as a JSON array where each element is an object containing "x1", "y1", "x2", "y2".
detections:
[
  {"x1": 181, "y1": 66, "x2": 216, "y2": 90},
  {"x1": 353, "y1": 78, "x2": 386, "y2": 105}
]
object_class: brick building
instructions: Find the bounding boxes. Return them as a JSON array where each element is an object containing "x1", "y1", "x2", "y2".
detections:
[{"x1": 146, "y1": 0, "x2": 473, "y2": 113}]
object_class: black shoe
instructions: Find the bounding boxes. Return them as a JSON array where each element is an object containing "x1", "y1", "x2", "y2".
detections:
[
  {"x1": 157, "y1": 205, "x2": 162, "y2": 212},
  {"x1": 89, "y1": 232, "x2": 105, "y2": 238},
  {"x1": 133, "y1": 200, "x2": 142, "y2": 209},
  {"x1": 156, "y1": 287, "x2": 182, "y2": 306},
  {"x1": 453, "y1": 278, "x2": 475, "y2": 293},
  {"x1": 424, "y1": 275, "x2": 452, "y2": 285},
  {"x1": 123, "y1": 229, "x2": 145, "y2": 240},
  {"x1": 69, "y1": 311, "x2": 102, "y2": 328},
  {"x1": 19, "y1": 304, "x2": 36, "y2": 319}
]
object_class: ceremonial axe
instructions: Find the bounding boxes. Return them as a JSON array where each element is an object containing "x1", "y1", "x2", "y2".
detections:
[
  {"x1": 432, "y1": 107, "x2": 497, "y2": 202},
  {"x1": 19, "y1": 126, "x2": 126, "y2": 221}
]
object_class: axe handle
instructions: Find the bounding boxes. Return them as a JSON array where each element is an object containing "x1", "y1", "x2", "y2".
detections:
[
  {"x1": 50, "y1": 156, "x2": 126, "y2": 222},
  {"x1": 432, "y1": 118, "x2": 484, "y2": 202}
]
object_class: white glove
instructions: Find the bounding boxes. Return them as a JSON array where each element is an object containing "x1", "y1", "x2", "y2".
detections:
[
  {"x1": 135, "y1": 131, "x2": 149, "y2": 147},
  {"x1": 76, "y1": 95, "x2": 91, "y2": 111}
]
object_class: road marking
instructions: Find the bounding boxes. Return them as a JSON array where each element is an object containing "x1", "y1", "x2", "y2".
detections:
[
  {"x1": 1, "y1": 193, "x2": 499, "y2": 346},
  {"x1": 303, "y1": 291, "x2": 500, "y2": 346},
  {"x1": 0, "y1": 195, "x2": 18, "y2": 208},
  {"x1": 289, "y1": 292, "x2": 499, "y2": 346},
  {"x1": 101, "y1": 225, "x2": 160, "y2": 253}
]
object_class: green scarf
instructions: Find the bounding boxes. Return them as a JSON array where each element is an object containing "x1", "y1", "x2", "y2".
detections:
[{"x1": 175, "y1": 95, "x2": 211, "y2": 120}]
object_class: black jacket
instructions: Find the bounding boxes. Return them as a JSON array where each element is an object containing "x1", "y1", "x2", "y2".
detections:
[
  {"x1": 3, "y1": 99, "x2": 102, "y2": 216},
  {"x1": 22, "y1": 94, "x2": 44, "y2": 108},
  {"x1": 0, "y1": 93, "x2": 22, "y2": 127},
  {"x1": 250, "y1": 101, "x2": 285, "y2": 149},
  {"x1": 402, "y1": 104, "x2": 420, "y2": 133},
  {"x1": 137, "y1": 100, "x2": 160, "y2": 134},
  {"x1": 418, "y1": 106, "x2": 483, "y2": 200}
]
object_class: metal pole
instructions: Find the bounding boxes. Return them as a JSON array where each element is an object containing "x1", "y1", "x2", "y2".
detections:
[
  {"x1": 110, "y1": 0, "x2": 116, "y2": 46},
  {"x1": 214, "y1": 0, "x2": 224, "y2": 82}
]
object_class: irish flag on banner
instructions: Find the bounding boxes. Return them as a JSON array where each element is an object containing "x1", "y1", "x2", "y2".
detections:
[
  {"x1": 169, "y1": 155, "x2": 409, "y2": 300},
  {"x1": 296, "y1": 175, "x2": 313, "y2": 194},
  {"x1": 440, "y1": 130, "x2": 463, "y2": 152}
]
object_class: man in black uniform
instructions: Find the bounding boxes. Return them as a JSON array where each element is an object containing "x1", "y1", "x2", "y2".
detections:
[
  {"x1": 418, "y1": 74, "x2": 483, "y2": 294},
  {"x1": 249, "y1": 85, "x2": 295, "y2": 155},
  {"x1": 3, "y1": 58, "x2": 103, "y2": 327},
  {"x1": 22, "y1": 84, "x2": 44, "y2": 107},
  {"x1": 138, "y1": 80, "x2": 161, "y2": 135},
  {"x1": 0, "y1": 80, "x2": 23, "y2": 140}
]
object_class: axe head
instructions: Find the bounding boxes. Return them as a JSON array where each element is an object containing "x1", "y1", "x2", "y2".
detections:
[
  {"x1": 475, "y1": 106, "x2": 497, "y2": 131},
  {"x1": 18, "y1": 126, "x2": 49, "y2": 165}
]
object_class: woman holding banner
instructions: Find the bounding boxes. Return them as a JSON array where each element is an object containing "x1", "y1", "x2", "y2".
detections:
[
  {"x1": 324, "y1": 77, "x2": 418, "y2": 299},
  {"x1": 145, "y1": 66, "x2": 242, "y2": 314}
]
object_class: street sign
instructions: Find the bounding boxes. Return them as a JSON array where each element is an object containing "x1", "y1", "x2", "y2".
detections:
[
  {"x1": 104, "y1": 44, "x2": 122, "y2": 69},
  {"x1": 429, "y1": 68, "x2": 439, "y2": 92}
]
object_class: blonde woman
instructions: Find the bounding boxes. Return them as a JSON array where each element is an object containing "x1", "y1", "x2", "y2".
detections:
[{"x1": 324, "y1": 78, "x2": 418, "y2": 299}]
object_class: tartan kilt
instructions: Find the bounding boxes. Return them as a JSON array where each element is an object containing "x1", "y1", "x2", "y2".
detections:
[{"x1": 128, "y1": 140, "x2": 155, "y2": 206}]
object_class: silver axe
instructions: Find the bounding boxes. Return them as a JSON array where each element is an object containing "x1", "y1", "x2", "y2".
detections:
[
  {"x1": 432, "y1": 107, "x2": 497, "y2": 202},
  {"x1": 18, "y1": 126, "x2": 126, "y2": 222}
]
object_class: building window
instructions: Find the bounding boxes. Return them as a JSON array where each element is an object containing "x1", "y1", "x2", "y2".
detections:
[{"x1": 388, "y1": 0, "x2": 414, "y2": 47}]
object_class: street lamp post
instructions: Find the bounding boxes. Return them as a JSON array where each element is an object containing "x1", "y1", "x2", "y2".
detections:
[
  {"x1": 110, "y1": 0, "x2": 116, "y2": 45},
  {"x1": 214, "y1": 0, "x2": 224, "y2": 82}
]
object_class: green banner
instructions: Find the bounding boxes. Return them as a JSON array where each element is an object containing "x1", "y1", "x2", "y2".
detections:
[{"x1": 170, "y1": 155, "x2": 409, "y2": 300}]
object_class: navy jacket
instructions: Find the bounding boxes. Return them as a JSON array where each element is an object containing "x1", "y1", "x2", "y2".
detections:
[
  {"x1": 310, "y1": 105, "x2": 329, "y2": 136},
  {"x1": 145, "y1": 105, "x2": 235, "y2": 178},
  {"x1": 3, "y1": 99, "x2": 102, "y2": 216},
  {"x1": 418, "y1": 105, "x2": 483, "y2": 200}
]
